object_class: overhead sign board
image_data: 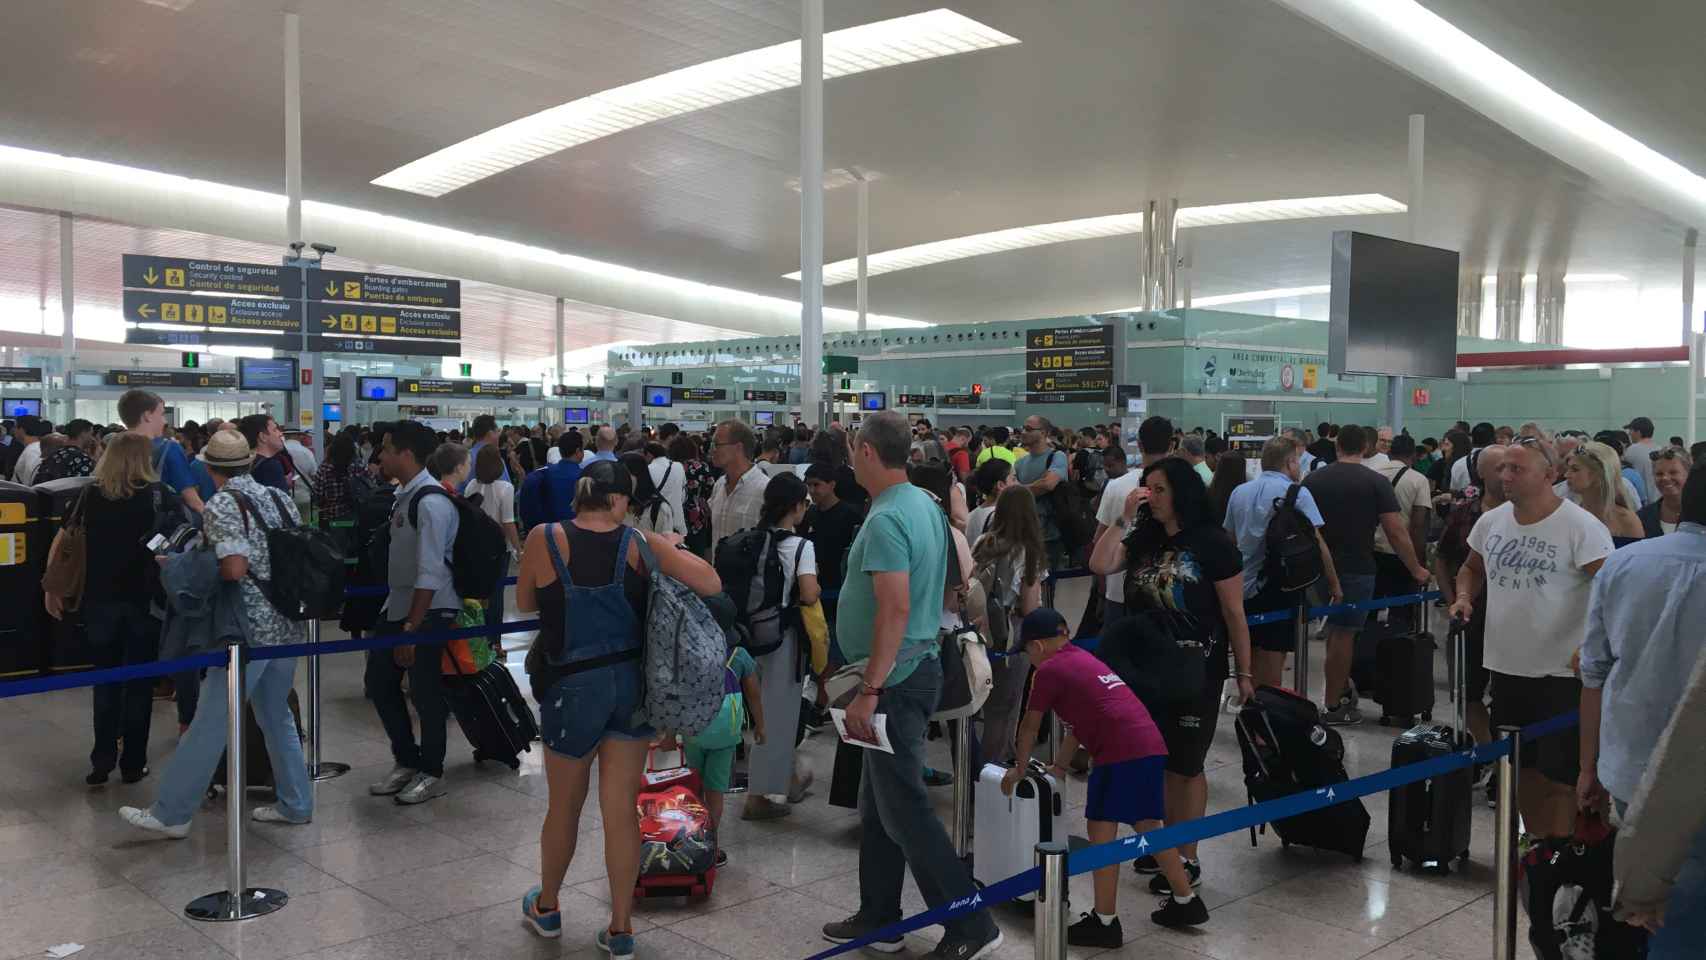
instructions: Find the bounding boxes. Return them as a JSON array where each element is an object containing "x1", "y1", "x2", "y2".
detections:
[
  {"x1": 123, "y1": 289, "x2": 302, "y2": 332},
  {"x1": 0, "y1": 367, "x2": 43, "y2": 383},
  {"x1": 673, "y1": 387, "x2": 727, "y2": 402},
  {"x1": 1223, "y1": 414, "x2": 1280, "y2": 440},
  {"x1": 1026, "y1": 326, "x2": 1111, "y2": 350},
  {"x1": 1026, "y1": 390, "x2": 1108, "y2": 404},
  {"x1": 308, "y1": 269, "x2": 460, "y2": 310},
  {"x1": 1025, "y1": 346, "x2": 1113, "y2": 371},
  {"x1": 308, "y1": 335, "x2": 462, "y2": 357},
  {"x1": 1026, "y1": 369, "x2": 1111, "y2": 392},
  {"x1": 311, "y1": 304, "x2": 461, "y2": 340},
  {"x1": 125, "y1": 329, "x2": 290, "y2": 351},
  {"x1": 822, "y1": 354, "x2": 860, "y2": 375},
  {"x1": 743, "y1": 389, "x2": 787, "y2": 404},
  {"x1": 938, "y1": 393, "x2": 980, "y2": 407},
  {"x1": 403, "y1": 378, "x2": 525, "y2": 398},
  {"x1": 553, "y1": 385, "x2": 604, "y2": 398},
  {"x1": 122, "y1": 254, "x2": 300, "y2": 299},
  {"x1": 896, "y1": 393, "x2": 935, "y2": 407},
  {"x1": 104, "y1": 370, "x2": 237, "y2": 389}
]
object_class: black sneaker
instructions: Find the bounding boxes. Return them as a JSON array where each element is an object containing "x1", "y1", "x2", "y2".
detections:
[
  {"x1": 822, "y1": 913, "x2": 904, "y2": 954},
  {"x1": 1067, "y1": 912, "x2": 1123, "y2": 949},
  {"x1": 714, "y1": 848, "x2": 728, "y2": 869},
  {"x1": 1148, "y1": 859, "x2": 1202, "y2": 894},
  {"x1": 923, "y1": 767, "x2": 954, "y2": 787},
  {"x1": 802, "y1": 706, "x2": 831, "y2": 733},
  {"x1": 925, "y1": 928, "x2": 1003, "y2": 959},
  {"x1": 1151, "y1": 895, "x2": 1209, "y2": 929},
  {"x1": 1131, "y1": 854, "x2": 1160, "y2": 875}
]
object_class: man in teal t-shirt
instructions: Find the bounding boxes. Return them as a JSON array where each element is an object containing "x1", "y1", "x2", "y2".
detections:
[{"x1": 822, "y1": 411, "x2": 1000, "y2": 958}]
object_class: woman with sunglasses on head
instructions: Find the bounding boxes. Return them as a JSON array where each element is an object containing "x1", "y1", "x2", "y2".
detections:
[
  {"x1": 1638, "y1": 448, "x2": 1692, "y2": 538},
  {"x1": 1563, "y1": 441, "x2": 1645, "y2": 546}
]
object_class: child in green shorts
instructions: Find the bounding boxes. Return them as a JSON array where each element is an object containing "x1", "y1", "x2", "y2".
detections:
[{"x1": 682, "y1": 646, "x2": 763, "y2": 866}]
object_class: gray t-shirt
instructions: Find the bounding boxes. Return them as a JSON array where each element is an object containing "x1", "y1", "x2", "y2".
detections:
[
  {"x1": 1013, "y1": 449, "x2": 1068, "y2": 543},
  {"x1": 1625, "y1": 439, "x2": 1658, "y2": 503}
]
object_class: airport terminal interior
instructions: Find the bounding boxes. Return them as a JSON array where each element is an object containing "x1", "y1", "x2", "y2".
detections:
[{"x1": 2, "y1": 1, "x2": 1705, "y2": 959}]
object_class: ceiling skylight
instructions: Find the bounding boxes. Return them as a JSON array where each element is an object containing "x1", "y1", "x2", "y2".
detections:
[
  {"x1": 788, "y1": 193, "x2": 1406, "y2": 284},
  {"x1": 373, "y1": 9, "x2": 1019, "y2": 197}
]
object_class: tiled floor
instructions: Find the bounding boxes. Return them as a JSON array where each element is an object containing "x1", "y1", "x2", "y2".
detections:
[{"x1": 0, "y1": 582, "x2": 1535, "y2": 960}]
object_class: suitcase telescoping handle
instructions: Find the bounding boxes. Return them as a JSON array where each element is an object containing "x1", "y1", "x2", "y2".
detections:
[{"x1": 1447, "y1": 616, "x2": 1468, "y2": 746}]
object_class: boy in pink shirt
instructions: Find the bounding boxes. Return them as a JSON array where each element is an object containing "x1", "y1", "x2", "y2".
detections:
[{"x1": 1001, "y1": 609, "x2": 1208, "y2": 947}]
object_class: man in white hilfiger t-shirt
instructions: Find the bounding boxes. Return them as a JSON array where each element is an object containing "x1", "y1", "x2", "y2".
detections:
[{"x1": 1449, "y1": 436, "x2": 1613, "y2": 844}]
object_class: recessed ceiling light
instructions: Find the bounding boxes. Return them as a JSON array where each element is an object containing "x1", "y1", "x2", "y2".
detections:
[
  {"x1": 788, "y1": 194, "x2": 1405, "y2": 284},
  {"x1": 373, "y1": 9, "x2": 1018, "y2": 197},
  {"x1": 1480, "y1": 274, "x2": 1627, "y2": 284}
]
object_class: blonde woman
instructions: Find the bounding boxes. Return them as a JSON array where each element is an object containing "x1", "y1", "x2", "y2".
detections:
[
  {"x1": 1565, "y1": 441, "x2": 1645, "y2": 544},
  {"x1": 45, "y1": 434, "x2": 175, "y2": 785}
]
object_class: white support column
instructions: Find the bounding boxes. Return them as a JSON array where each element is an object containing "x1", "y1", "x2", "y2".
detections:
[
  {"x1": 1683, "y1": 228, "x2": 1697, "y2": 347},
  {"x1": 59, "y1": 213, "x2": 75, "y2": 418},
  {"x1": 1390, "y1": 113, "x2": 1425, "y2": 433},
  {"x1": 855, "y1": 173, "x2": 869, "y2": 333},
  {"x1": 285, "y1": 11, "x2": 321, "y2": 438},
  {"x1": 798, "y1": 0, "x2": 824, "y2": 426}
]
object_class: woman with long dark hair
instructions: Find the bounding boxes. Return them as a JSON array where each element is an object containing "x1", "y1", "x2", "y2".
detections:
[
  {"x1": 1087, "y1": 456, "x2": 1254, "y2": 896},
  {"x1": 1206, "y1": 451, "x2": 1246, "y2": 524},
  {"x1": 739, "y1": 472, "x2": 820, "y2": 821},
  {"x1": 313, "y1": 429, "x2": 364, "y2": 522},
  {"x1": 971, "y1": 484, "x2": 1046, "y2": 770},
  {"x1": 1431, "y1": 429, "x2": 1470, "y2": 496}
]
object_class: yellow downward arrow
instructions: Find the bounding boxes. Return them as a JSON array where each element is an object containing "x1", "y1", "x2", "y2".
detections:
[
  {"x1": 137, "y1": 303, "x2": 155, "y2": 318},
  {"x1": 143, "y1": 268, "x2": 159, "y2": 285},
  {"x1": 325, "y1": 282, "x2": 338, "y2": 297}
]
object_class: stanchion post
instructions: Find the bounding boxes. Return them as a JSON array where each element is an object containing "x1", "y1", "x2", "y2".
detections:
[
  {"x1": 1047, "y1": 713, "x2": 1065, "y2": 766},
  {"x1": 1293, "y1": 601, "x2": 1310, "y2": 702},
  {"x1": 1033, "y1": 841, "x2": 1068, "y2": 960},
  {"x1": 185, "y1": 640, "x2": 288, "y2": 922},
  {"x1": 305, "y1": 618, "x2": 349, "y2": 781},
  {"x1": 951, "y1": 717, "x2": 971, "y2": 859},
  {"x1": 1493, "y1": 725, "x2": 1522, "y2": 960}
]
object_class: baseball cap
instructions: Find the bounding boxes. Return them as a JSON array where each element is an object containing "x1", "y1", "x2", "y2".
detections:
[{"x1": 1018, "y1": 608, "x2": 1069, "y2": 644}]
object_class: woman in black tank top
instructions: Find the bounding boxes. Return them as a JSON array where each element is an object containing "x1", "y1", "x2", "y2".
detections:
[{"x1": 514, "y1": 461, "x2": 720, "y2": 953}]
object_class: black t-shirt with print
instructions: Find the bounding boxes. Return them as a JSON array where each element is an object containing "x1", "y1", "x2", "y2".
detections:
[{"x1": 1122, "y1": 522, "x2": 1244, "y2": 684}]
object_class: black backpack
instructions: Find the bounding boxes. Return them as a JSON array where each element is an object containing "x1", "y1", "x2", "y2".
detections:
[
  {"x1": 713, "y1": 526, "x2": 800, "y2": 656},
  {"x1": 1263, "y1": 483, "x2": 1323, "y2": 593},
  {"x1": 1041, "y1": 450, "x2": 1094, "y2": 553},
  {"x1": 228, "y1": 487, "x2": 347, "y2": 621},
  {"x1": 406, "y1": 485, "x2": 510, "y2": 601}
]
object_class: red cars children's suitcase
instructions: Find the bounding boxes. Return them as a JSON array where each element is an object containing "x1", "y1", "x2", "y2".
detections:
[{"x1": 634, "y1": 749, "x2": 718, "y2": 899}]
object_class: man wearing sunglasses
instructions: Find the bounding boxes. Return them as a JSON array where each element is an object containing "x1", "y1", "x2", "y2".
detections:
[{"x1": 1449, "y1": 436, "x2": 1613, "y2": 847}]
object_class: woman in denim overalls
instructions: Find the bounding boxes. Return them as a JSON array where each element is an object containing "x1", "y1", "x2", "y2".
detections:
[{"x1": 514, "y1": 461, "x2": 721, "y2": 958}]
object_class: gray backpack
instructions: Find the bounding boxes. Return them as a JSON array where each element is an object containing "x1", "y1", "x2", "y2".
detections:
[
  {"x1": 970, "y1": 536, "x2": 1021, "y2": 653},
  {"x1": 632, "y1": 534, "x2": 727, "y2": 738}
]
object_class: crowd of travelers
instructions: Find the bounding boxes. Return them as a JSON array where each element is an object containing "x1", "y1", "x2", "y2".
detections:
[{"x1": 21, "y1": 396, "x2": 1704, "y2": 960}]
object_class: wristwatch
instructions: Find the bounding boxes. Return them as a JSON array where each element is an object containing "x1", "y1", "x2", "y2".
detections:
[{"x1": 858, "y1": 682, "x2": 885, "y2": 698}]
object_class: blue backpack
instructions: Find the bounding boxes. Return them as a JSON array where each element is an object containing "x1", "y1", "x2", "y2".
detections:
[{"x1": 518, "y1": 460, "x2": 581, "y2": 530}]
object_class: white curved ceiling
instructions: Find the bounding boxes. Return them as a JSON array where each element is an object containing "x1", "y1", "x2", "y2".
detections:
[{"x1": 0, "y1": 0, "x2": 1701, "y2": 357}]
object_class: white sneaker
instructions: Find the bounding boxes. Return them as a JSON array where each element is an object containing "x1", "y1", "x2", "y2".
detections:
[
  {"x1": 369, "y1": 765, "x2": 419, "y2": 796},
  {"x1": 394, "y1": 773, "x2": 447, "y2": 805},
  {"x1": 251, "y1": 806, "x2": 309, "y2": 824},
  {"x1": 119, "y1": 805, "x2": 190, "y2": 839}
]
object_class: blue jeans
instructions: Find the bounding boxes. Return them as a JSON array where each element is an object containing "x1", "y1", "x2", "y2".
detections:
[
  {"x1": 1618, "y1": 798, "x2": 1706, "y2": 959},
  {"x1": 151, "y1": 657, "x2": 311, "y2": 826},
  {"x1": 858, "y1": 655, "x2": 998, "y2": 943}
]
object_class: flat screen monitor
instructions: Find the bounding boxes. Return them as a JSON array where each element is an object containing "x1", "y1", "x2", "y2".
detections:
[
  {"x1": 237, "y1": 356, "x2": 299, "y2": 392},
  {"x1": 1329, "y1": 231, "x2": 1460, "y2": 380},
  {"x1": 321, "y1": 402, "x2": 342, "y2": 422},
  {"x1": 356, "y1": 376, "x2": 398, "y2": 401},
  {"x1": 860, "y1": 392, "x2": 887, "y2": 411},
  {"x1": 3, "y1": 398, "x2": 41, "y2": 418},
  {"x1": 641, "y1": 385, "x2": 673, "y2": 408},
  {"x1": 754, "y1": 411, "x2": 774, "y2": 426},
  {"x1": 564, "y1": 407, "x2": 589, "y2": 424}
]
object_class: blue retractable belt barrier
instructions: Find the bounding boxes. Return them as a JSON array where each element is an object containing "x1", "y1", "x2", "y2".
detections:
[{"x1": 809, "y1": 708, "x2": 1580, "y2": 957}]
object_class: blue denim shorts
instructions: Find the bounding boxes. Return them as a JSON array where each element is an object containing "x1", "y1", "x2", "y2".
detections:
[
  {"x1": 538, "y1": 662, "x2": 653, "y2": 760},
  {"x1": 1326, "y1": 574, "x2": 1377, "y2": 630}
]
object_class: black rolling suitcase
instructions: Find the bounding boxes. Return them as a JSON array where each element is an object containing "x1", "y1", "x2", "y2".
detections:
[
  {"x1": 443, "y1": 660, "x2": 538, "y2": 769},
  {"x1": 1388, "y1": 618, "x2": 1473, "y2": 872},
  {"x1": 1236, "y1": 685, "x2": 1369, "y2": 860},
  {"x1": 1372, "y1": 612, "x2": 1436, "y2": 728}
]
